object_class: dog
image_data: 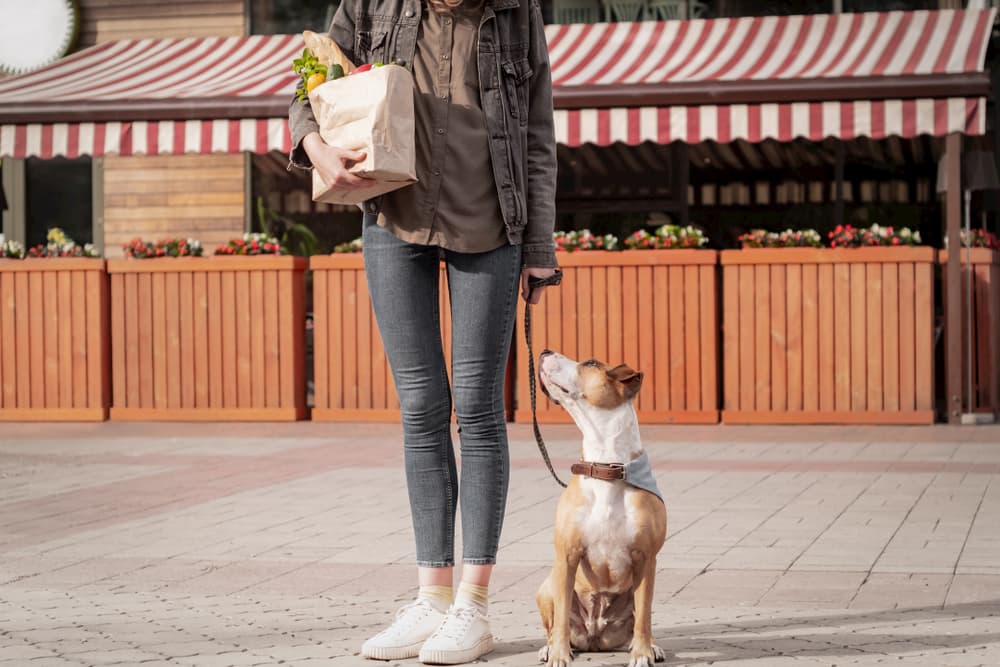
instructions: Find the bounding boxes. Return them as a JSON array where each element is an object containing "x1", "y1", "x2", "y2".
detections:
[{"x1": 535, "y1": 350, "x2": 668, "y2": 667}]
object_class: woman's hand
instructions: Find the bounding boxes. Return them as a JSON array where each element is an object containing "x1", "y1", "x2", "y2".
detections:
[
  {"x1": 521, "y1": 267, "x2": 559, "y2": 305},
  {"x1": 302, "y1": 132, "x2": 372, "y2": 190}
]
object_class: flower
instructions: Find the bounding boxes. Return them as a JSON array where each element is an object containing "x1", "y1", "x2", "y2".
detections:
[
  {"x1": 334, "y1": 237, "x2": 364, "y2": 253},
  {"x1": 1, "y1": 239, "x2": 25, "y2": 259},
  {"x1": 123, "y1": 237, "x2": 204, "y2": 259},
  {"x1": 624, "y1": 224, "x2": 708, "y2": 250},
  {"x1": 214, "y1": 233, "x2": 285, "y2": 256},
  {"x1": 553, "y1": 229, "x2": 620, "y2": 252}
]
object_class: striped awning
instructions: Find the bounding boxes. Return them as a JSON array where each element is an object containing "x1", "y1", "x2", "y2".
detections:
[
  {"x1": 549, "y1": 8, "x2": 994, "y2": 145},
  {"x1": 0, "y1": 8, "x2": 994, "y2": 159}
]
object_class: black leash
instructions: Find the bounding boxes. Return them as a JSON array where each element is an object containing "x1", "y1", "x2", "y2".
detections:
[{"x1": 525, "y1": 270, "x2": 567, "y2": 488}]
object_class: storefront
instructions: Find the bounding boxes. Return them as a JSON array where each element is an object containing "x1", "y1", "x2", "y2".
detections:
[{"x1": 1, "y1": 5, "x2": 996, "y2": 423}]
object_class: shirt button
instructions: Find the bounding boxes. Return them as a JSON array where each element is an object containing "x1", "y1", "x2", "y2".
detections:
[
  {"x1": 405, "y1": 9, "x2": 415, "y2": 17},
  {"x1": 442, "y1": 54, "x2": 450, "y2": 60},
  {"x1": 437, "y1": 128, "x2": 445, "y2": 134},
  {"x1": 433, "y1": 169, "x2": 441, "y2": 176},
  {"x1": 444, "y1": 18, "x2": 452, "y2": 25}
]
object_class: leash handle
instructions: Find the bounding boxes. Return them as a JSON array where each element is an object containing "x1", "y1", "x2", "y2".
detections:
[{"x1": 525, "y1": 269, "x2": 567, "y2": 488}]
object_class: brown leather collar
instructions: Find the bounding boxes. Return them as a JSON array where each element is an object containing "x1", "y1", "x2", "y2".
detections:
[{"x1": 571, "y1": 461, "x2": 626, "y2": 481}]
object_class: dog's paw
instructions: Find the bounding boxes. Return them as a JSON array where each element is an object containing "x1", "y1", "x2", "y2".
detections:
[
  {"x1": 541, "y1": 643, "x2": 574, "y2": 667},
  {"x1": 652, "y1": 644, "x2": 668, "y2": 662},
  {"x1": 627, "y1": 650, "x2": 656, "y2": 667}
]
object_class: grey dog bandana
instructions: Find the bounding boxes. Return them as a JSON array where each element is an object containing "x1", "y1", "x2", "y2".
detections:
[{"x1": 625, "y1": 451, "x2": 663, "y2": 503}]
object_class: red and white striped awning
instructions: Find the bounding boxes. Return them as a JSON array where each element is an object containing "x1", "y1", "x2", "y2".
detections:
[
  {"x1": 549, "y1": 8, "x2": 994, "y2": 145},
  {"x1": 0, "y1": 9, "x2": 994, "y2": 159},
  {"x1": 0, "y1": 34, "x2": 302, "y2": 158}
]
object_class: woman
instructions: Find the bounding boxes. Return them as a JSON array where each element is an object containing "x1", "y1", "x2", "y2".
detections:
[{"x1": 288, "y1": 0, "x2": 558, "y2": 663}]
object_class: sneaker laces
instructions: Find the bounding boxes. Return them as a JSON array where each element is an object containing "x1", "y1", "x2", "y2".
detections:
[
  {"x1": 378, "y1": 598, "x2": 438, "y2": 638},
  {"x1": 430, "y1": 604, "x2": 481, "y2": 643}
]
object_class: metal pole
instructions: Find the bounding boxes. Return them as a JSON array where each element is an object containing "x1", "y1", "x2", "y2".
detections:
[
  {"x1": 944, "y1": 133, "x2": 963, "y2": 424},
  {"x1": 965, "y1": 189, "x2": 973, "y2": 419}
]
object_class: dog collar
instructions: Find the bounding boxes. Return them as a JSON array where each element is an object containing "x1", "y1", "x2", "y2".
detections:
[{"x1": 571, "y1": 461, "x2": 626, "y2": 481}]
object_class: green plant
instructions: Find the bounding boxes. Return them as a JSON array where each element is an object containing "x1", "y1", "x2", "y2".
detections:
[{"x1": 255, "y1": 196, "x2": 320, "y2": 257}]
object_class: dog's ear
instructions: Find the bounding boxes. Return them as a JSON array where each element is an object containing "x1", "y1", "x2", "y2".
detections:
[{"x1": 608, "y1": 364, "x2": 643, "y2": 400}]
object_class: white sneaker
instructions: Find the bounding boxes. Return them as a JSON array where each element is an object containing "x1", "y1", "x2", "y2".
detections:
[
  {"x1": 418, "y1": 604, "x2": 494, "y2": 665},
  {"x1": 361, "y1": 598, "x2": 446, "y2": 661}
]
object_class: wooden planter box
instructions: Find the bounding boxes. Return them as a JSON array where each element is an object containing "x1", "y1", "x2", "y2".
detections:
[
  {"x1": 940, "y1": 248, "x2": 1000, "y2": 417},
  {"x1": 514, "y1": 250, "x2": 720, "y2": 424},
  {"x1": 310, "y1": 254, "x2": 514, "y2": 422},
  {"x1": 107, "y1": 256, "x2": 307, "y2": 421},
  {"x1": 0, "y1": 259, "x2": 110, "y2": 421},
  {"x1": 721, "y1": 247, "x2": 936, "y2": 424}
]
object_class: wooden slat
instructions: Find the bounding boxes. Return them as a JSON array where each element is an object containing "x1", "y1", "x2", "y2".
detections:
[
  {"x1": 577, "y1": 267, "x2": 592, "y2": 359},
  {"x1": 865, "y1": 263, "x2": 883, "y2": 412},
  {"x1": 208, "y1": 271, "x2": 224, "y2": 408},
  {"x1": 151, "y1": 272, "x2": 167, "y2": 409},
  {"x1": 668, "y1": 265, "x2": 685, "y2": 411},
  {"x1": 263, "y1": 270, "x2": 280, "y2": 408},
  {"x1": 329, "y1": 271, "x2": 344, "y2": 410},
  {"x1": 109, "y1": 275, "x2": 129, "y2": 407},
  {"x1": 314, "y1": 271, "x2": 330, "y2": 411},
  {"x1": 72, "y1": 271, "x2": 88, "y2": 408},
  {"x1": 608, "y1": 266, "x2": 623, "y2": 364},
  {"x1": 914, "y1": 263, "x2": 934, "y2": 412},
  {"x1": 699, "y1": 265, "x2": 717, "y2": 412},
  {"x1": 57, "y1": 271, "x2": 73, "y2": 408},
  {"x1": 850, "y1": 263, "x2": 867, "y2": 411},
  {"x1": 770, "y1": 264, "x2": 787, "y2": 412},
  {"x1": 990, "y1": 260, "x2": 1000, "y2": 414},
  {"x1": 654, "y1": 266, "x2": 669, "y2": 412},
  {"x1": 342, "y1": 271, "x2": 358, "y2": 409},
  {"x1": 974, "y1": 264, "x2": 990, "y2": 410},
  {"x1": 15, "y1": 273, "x2": 30, "y2": 408},
  {"x1": 278, "y1": 269, "x2": 298, "y2": 411},
  {"x1": 562, "y1": 266, "x2": 580, "y2": 363},
  {"x1": 832, "y1": 263, "x2": 851, "y2": 411},
  {"x1": 635, "y1": 266, "x2": 652, "y2": 413},
  {"x1": 165, "y1": 272, "x2": 181, "y2": 410},
  {"x1": 622, "y1": 265, "x2": 639, "y2": 374},
  {"x1": 802, "y1": 264, "x2": 820, "y2": 412},
  {"x1": 1, "y1": 273, "x2": 16, "y2": 408},
  {"x1": 177, "y1": 272, "x2": 194, "y2": 409},
  {"x1": 291, "y1": 266, "x2": 305, "y2": 413},
  {"x1": 127, "y1": 273, "x2": 142, "y2": 408},
  {"x1": 28, "y1": 273, "x2": 47, "y2": 409},
  {"x1": 357, "y1": 273, "x2": 373, "y2": 410},
  {"x1": 738, "y1": 264, "x2": 755, "y2": 411},
  {"x1": 42, "y1": 272, "x2": 59, "y2": 408},
  {"x1": 722, "y1": 266, "x2": 739, "y2": 411},
  {"x1": 882, "y1": 263, "x2": 900, "y2": 412},
  {"x1": 193, "y1": 271, "x2": 209, "y2": 408},
  {"x1": 235, "y1": 271, "x2": 252, "y2": 407},
  {"x1": 250, "y1": 270, "x2": 266, "y2": 408},
  {"x1": 684, "y1": 265, "x2": 700, "y2": 411},
  {"x1": 754, "y1": 263, "x2": 770, "y2": 411},
  {"x1": 220, "y1": 271, "x2": 237, "y2": 408},
  {"x1": 786, "y1": 264, "x2": 802, "y2": 412},
  {"x1": 898, "y1": 263, "x2": 916, "y2": 411},
  {"x1": 592, "y1": 267, "x2": 608, "y2": 363}
]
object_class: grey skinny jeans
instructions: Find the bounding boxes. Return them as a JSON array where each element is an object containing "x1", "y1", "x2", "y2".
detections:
[{"x1": 362, "y1": 215, "x2": 521, "y2": 567}]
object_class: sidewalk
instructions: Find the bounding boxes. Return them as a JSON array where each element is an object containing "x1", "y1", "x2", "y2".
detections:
[{"x1": 1, "y1": 421, "x2": 998, "y2": 666}]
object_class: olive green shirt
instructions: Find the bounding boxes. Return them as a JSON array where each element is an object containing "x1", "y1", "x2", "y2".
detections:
[{"x1": 376, "y1": 3, "x2": 507, "y2": 254}]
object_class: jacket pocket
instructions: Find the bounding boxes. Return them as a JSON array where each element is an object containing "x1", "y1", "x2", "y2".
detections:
[
  {"x1": 500, "y1": 58, "x2": 532, "y2": 126},
  {"x1": 355, "y1": 30, "x2": 388, "y2": 64}
]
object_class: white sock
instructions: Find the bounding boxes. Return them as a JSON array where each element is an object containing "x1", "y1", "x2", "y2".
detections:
[
  {"x1": 418, "y1": 585, "x2": 453, "y2": 613},
  {"x1": 455, "y1": 581, "x2": 488, "y2": 614}
]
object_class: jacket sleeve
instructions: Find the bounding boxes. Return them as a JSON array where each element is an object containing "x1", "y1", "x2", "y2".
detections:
[
  {"x1": 287, "y1": 5, "x2": 357, "y2": 171},
  {"x1": 521, "y1": 0, "x2": 558, "y2": 269}
]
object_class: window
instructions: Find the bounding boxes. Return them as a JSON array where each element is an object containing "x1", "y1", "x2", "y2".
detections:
[
  {"x1": 249, "y1": 0, "x2": 340, "y2": 35},
  {"x1": 25, "y1": 157, "x2": 93, "y2": 247}
]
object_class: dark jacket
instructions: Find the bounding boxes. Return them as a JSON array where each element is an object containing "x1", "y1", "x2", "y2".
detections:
[{"x1": 287, "y1": 0, "x2": 558, "y2": 268}]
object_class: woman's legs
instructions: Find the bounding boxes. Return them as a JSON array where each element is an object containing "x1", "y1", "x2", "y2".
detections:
[
  {"x1": 363, "y1": 217, "x2": 457, "y2": 569},
  {"x1": 445, "y1": 242, "x2": 522, "y2": 577}
]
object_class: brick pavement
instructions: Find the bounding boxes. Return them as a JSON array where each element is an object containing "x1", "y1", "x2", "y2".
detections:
[{"x1": 1, "y1": 422, "x2": 998, "y2": 666}]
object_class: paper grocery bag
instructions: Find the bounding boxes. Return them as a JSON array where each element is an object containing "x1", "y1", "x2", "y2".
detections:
[{"x1": 307, "y1": 65, "x2": 418, "y2": 206}]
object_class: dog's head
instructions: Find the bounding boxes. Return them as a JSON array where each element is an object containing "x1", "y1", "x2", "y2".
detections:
[{"x1": 539, "y1": 350, "x2": 643, "y2": 416}]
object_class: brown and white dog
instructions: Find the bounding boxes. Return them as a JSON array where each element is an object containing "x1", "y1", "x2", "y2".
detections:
[{"x1": 535, "y1": 350, "x2": 668, "y2": 667}]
